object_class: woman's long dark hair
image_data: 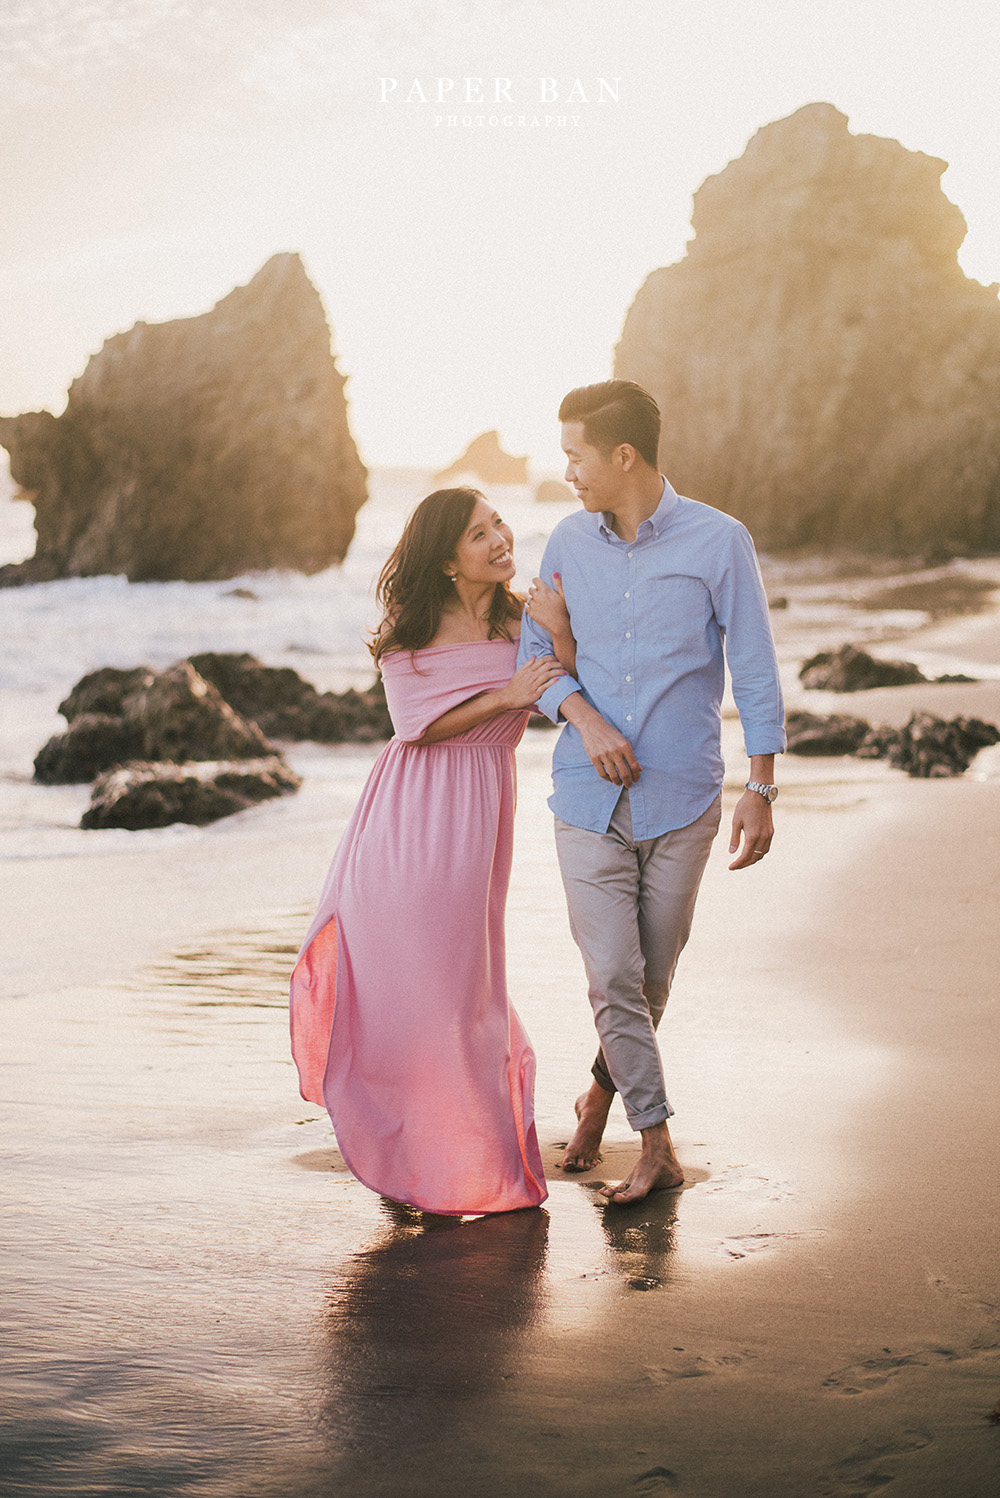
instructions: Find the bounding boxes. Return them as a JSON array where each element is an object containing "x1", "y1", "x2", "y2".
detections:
[{"x1": 370, "y1": 488, "x2": 522, "y2": 666}]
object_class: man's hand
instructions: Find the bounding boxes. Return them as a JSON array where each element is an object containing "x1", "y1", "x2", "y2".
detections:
[
  {"x1": 728, "y1": 790, "x2": 774, "y2": 870},
  {"x1": 560, "y1": 692, "x2": 642, "y2": 787}
]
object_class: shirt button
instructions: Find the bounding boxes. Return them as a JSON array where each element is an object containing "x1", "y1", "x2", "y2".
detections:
[
  {"x1": 625, "y1": 674, "x2": 631, "y2": 682},
  {"x1": 628, "y1": 551, "x2": 634, "y2": 558},
  {"x1": 624, "y1": 591, "x2": 630, "y2": 598},
  {"x1": 625, "y1": 631, "x2": 631, "y2": 639},
  {"x1": 626, "y1": 714, "x2": 633, "y2": 722}
]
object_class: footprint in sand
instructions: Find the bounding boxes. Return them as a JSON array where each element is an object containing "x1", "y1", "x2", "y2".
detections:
[
  {"x1": 822, "y1": 1346, "x2": 960, "y2": 1394},
  {"x1": 818, "y1": 1428, "x2": 934, "y2": 1496},
  {"x1": 631, "y1": 1467, "x2": 680, "y2": 1493},
  {"x1": 702, "y1": 1164, "x2": 794, "y2": 1202},
  {"x1": 644, "y1": 1349, "x2": 755, "y2": 1383},
  {"x1": 713, "y1": 1230, "x2": 807, "y2": 1258}
]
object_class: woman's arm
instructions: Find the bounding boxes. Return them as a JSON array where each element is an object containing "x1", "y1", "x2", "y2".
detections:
[
  {"x1": 411, "y1": 653, "x2": 566, "y2": 744},
  {"x1": 525, "y1": 574, "x2": 577, "y2": 675}
]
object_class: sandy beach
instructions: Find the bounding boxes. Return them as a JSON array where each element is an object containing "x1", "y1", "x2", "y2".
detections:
[{"x1": 2, "y1": 506, "x2": 1000, "y2": 1497}]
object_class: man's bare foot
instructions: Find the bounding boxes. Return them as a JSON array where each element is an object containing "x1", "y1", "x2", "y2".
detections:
[
  {"x1": 560, "y1": 1081, "x2": 613, "y2": 1172},
  {"x1": 599, "y1": 1120, "x2": 684, "y2": 1204}
]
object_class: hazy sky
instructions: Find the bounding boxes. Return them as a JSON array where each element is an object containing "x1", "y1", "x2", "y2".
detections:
[{"x1": 3, "y1": 0, "x2": 1000, "y2": 468}]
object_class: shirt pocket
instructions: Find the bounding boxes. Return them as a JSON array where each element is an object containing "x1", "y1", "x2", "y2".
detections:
[{"x1": 637, "y1": 572, "x2": 715, "y2": 657}]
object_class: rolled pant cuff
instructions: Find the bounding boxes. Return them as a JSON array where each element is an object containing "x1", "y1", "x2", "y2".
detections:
[
  {"x1": 624, "y1": 1098, "x2": 673, "y2": 1132},
  {"x1": 591, "y1": 1057, "x2": 616, "y2": 1093}
]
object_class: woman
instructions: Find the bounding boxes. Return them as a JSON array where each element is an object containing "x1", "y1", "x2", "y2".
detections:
[{"x1": 290, "y1": 488, "x2": 573, "y2": 1215}]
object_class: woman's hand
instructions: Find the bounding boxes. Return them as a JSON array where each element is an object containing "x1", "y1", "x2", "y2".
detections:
[
  {"x1": 525, "y1": 574, "x2": 570, "y2": 636},
  {"x1": 526, "y1": 573, "x2": 577, "y2": 674},
  {"x1": 500, "y1": 654, "x2": 565, "y2": 710}
]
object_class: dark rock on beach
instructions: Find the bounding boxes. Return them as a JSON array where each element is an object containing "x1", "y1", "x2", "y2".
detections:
[
  {"x1": 799, "y1": 644, "x2": 929, "y2": 691},
  {"x1": 128, "y1": 663, "x2": 274, "y2": 763},
  {"x1": 187, "y1": 652, "x2": 393, "y2": 743},
  {"x1": 81, "y1": 757, "x2": 301, "y2": 830},
  {"x1": 854, "y1": 725, "x2": 900, "y2": 760},
  {"x1": 0, "y1": 253, "x2": 368, "y2": 585},
  {"x1": 34, "y1": 713, "x2": 142, "y2": 784},
  {"x1": 187, "y1": 652, "x2": 319, "y2": 736},
  {"x1": 615, "y1": 102, "x2": 1000, "y2": 554},
  {"x1": 305, "y1": 682, "x2": 393, "y2": 744},
  {"x1": 872, "y1": 712, "x2": 1000, "y2": 777},
  {"x1": 36, "y1": 662, "x2": 273, "y2": 785},
  {"x1": 785, "y1": 708, "x2": 999, "y2": 776},
  {"x1": 36, "y1": 655, "x2": 393, "y2": 817},
  {"x1": 784, "y1": 710, "x2": 871, "y2": 755},
  {"x1": 798, "y1": 643, "x2": 978, "y2": 691},
  {"x1": 58, "y1": 667, "x2": 155, "y2": 722}
]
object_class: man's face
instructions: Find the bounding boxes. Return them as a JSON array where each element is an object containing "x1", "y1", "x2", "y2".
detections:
[{"x1": 561, "y1": 422, "x2": 623, "y2": 514}]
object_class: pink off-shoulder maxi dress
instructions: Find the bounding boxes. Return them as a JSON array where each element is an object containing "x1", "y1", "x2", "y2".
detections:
[{"x1": 289, "y1": 638, "x2": 547, "y2": 1215}]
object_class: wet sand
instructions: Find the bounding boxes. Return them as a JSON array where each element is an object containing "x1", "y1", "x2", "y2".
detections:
[{"x1": 3, "y1": 618, "x2": 1000, "y2": 1495}]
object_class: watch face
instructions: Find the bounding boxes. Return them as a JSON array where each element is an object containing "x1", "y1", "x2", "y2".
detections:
[{"x1": 748, "y1": 782, "x2": 777, "y2": 802}]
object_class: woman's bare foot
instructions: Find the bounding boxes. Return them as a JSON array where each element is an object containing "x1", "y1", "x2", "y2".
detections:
[
  {"x1": 560, "y1": 1080, "x2": 614, "y2": 1172},
  {"x1": 599, "y1": 1121, "x2": 684, "y2": 1204}
]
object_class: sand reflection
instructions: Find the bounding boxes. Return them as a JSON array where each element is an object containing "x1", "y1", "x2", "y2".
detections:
[
  {"x1": 596, "y1": 1187, "x2": 682, "y2": 1291},
  {"x1": 320, "y1": 1205, "x2": 549, "y2": 1485}
]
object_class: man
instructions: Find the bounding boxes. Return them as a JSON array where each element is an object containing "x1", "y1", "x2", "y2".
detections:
[{"x1": 518, "y1": 380, "x2": 785, "y2": 1204}]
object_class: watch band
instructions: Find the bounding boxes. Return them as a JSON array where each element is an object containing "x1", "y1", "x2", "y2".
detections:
[{"x1": 745, "y1": 780, "x2": 778, "y2": 803}]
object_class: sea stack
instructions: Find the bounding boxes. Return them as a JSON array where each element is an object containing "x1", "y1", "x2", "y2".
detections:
[
  {"x1": 434, "y1": 431, "x2": 529, "y2": 486},
  {"x1": 0, "y1": 253, "x2": 368, "y2": 583},
  {"x1": 615, "y1": 103, "x2": 1000, "y2": 555}
]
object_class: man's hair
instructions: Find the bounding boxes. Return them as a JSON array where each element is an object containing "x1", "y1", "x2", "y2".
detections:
[{"x1": 558, "y1": 381, "x2": 661, "y2": 468}]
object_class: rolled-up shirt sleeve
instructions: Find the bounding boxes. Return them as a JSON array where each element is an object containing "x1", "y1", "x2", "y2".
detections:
[{"x1": 711, "y1": 524, "x2": 786, "y2": 756}]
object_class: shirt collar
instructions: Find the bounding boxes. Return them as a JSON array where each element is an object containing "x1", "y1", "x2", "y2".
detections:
[{"x1": 598, "y1": 477, "x2": 679, "y2": 544}]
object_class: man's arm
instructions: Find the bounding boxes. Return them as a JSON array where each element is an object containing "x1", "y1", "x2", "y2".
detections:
[
  {"x1": 713, "y1": 528, "x2": 786, "y2": 755},
  {"x1": 711, "y1": 526, "x2": 785, "y2": 871}
]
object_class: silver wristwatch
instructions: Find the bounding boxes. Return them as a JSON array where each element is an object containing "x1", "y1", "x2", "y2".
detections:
[{"x1": 745, "y1": 780, "x2": 778, "y2": 803}]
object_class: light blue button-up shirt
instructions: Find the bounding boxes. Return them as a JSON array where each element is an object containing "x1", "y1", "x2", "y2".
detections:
[{"x1": 517, "y1": 479, "x2": 786, "y2": 839}]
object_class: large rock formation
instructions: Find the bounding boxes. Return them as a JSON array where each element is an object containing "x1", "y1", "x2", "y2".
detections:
[
  {"x1": 434, "y1": 431, "x2": 528, "y2": 486},
  {"x1": 615, "y1": 103, "x2": 1000, "y2": 555},
  {"x1": 0, "y1": 254, "x2": 368, "y2": 583}
]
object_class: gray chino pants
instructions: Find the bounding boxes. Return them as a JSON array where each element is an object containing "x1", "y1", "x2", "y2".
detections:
[{"x1": 554, "y1": 791, "x2": 722, "y2": 1131}]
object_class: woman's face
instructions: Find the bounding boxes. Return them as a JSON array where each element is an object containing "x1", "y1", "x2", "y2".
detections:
[{"x1": 446, "y1": 497, "x2": 515, "y2": 586}]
